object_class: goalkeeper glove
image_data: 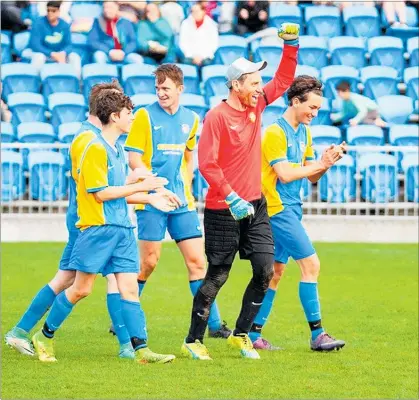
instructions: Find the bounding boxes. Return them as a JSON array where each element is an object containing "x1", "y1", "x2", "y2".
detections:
[
  {"x1": 225, "y1": 192, "x2": 255, "y2": 221},
  {"x1": 278, "y1": 23, "x2": 300, "y2": 47}
]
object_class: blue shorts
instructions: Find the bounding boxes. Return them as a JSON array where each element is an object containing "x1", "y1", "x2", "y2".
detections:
[
  {"x1": 136, "y1": 209, "x2": 203, "y2": 242},
  {"x1": 69, "y1": 225, "x2": 139, "y2": 276},
  {"x1": 270, "y1": 206, "x2": 315, "y2": 264},
  {"x1": 59, "y1": 228, "x2": 80, "y2": 271}
]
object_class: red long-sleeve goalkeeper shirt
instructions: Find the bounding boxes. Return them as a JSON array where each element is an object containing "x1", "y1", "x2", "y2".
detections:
[{"x1": 198, "y1": 44, "x2": 298, "y2": 210}]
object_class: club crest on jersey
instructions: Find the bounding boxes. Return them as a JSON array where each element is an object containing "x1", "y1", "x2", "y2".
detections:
[
  {"x1": 300, "y1": 141, "x2": 306, "y2": 152},
  {"x1": 249, "y1": 112, "x2": 256, "y2": 123},
  {"x1": 182, "y1": 124, "x2": 190, "y2": 134}
]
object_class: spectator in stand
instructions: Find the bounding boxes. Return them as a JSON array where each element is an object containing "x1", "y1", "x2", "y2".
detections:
[
  {"x1": 88, "y1": 0, "x2": 143, "y2": 65},
  {"x1": 217, "y1": 0, "x2": 236, "y2": 33},
  {"x1": 382, "y1": 1, "x2": 408, "y2": 28},
  {"x1": 235, "y1": 1, "x2": 269, "y2": 36},
  {"x1": 1, "y1": 1, "x2": 29, "y2": 33},
  {"x1": 22, "y1": 1, "x2": 81, "y2": 76},
  {"x1": 160, "y1": 1, "x2": 185, "y2": 34},
  {"x1": 179, "y1": 1, "x2": 218, "y2": 67},
  {"x1": 1, "y1": 83, "x2": 12, "y2": 123},
  {"x1": 137, "y1": 3, "x2": 175, "y2": 64},
  {"x1": 37, "y1": 0, "x2": 72, "y2": 23},
  {"x1": 331, "y1": 81, "x2": 387, "y2": 127},
  {"x1": 117, "y1": 1, "x2": 147, "y2": 23}
]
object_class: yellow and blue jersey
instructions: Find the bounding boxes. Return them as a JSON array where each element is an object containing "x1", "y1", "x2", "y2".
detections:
[
  {"x1": 125, "y1": 102, "x2": 199, "y2": 213},
  {"x1": 72, "y1": 136, "x2": 133, "y2": 230},
  {"x1": 66, "y1": 121, "x2": 101, "y2": 234},
  {"x1": 261, "y1": 117, "x2": 315, "y2": 217}
]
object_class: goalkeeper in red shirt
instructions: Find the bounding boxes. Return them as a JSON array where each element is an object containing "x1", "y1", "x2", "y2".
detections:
[{"x1": 181, "y1": 23, "x2": 299, "y2": 360}]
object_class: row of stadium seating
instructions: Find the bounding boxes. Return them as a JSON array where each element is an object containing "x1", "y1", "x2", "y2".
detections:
[
  {"x1": 2, "y1": 30, "x2": 418, "y2": 71},
  {"x1": 2, "y1": 150, "x2": 417, "y2": 204}
]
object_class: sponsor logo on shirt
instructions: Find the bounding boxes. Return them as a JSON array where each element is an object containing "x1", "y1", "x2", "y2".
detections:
[
  {"x1": 157, "y1": 143, "x2": 186, "y2": 152},
  {"x1": 181, "y1": 124, "x2": 190, "y2": 134},
  {"x1": 45, "y1": 32, "x2": 64, "y2": 45}
]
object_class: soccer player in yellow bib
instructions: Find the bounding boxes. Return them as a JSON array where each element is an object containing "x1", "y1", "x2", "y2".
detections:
[
  {"x1": 125, "y1": 64, "x2": 231, "y2": 338},
  {"x1": 252, "y1": 75, "x2": 346, "y2": 351}
]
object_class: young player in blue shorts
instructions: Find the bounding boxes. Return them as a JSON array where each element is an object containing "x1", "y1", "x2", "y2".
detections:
[
  {"x1": 7, "y1": 88, "x2": 178, "y2": 363},
  {"x1": 251, "y1": 76, "x2": 347, "y2": 351},
  {"x1": 125, "y1": 64, "x2": 231, "y2": 338}
]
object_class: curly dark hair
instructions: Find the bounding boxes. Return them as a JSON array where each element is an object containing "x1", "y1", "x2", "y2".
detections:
[
  {"x1": 88, "y1": 80, "x2": 123, "y2": 116},
  {"x1": 95, "y1": 89, "x2": 133, "y2": 125},
  {"x1": 287, "y1": 75, "x2": 323, "y2": 106},
  {"x1": 154, "y1": 64, "x2": 184, "y2": 87}
]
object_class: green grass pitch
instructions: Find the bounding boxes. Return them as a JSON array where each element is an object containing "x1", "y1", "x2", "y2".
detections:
[{"x1": 1, "y1": 242, "x2": 418, "y2": 399}]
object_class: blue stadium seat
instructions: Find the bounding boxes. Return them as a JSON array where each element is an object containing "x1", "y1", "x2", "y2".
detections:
[
  {"x1": 295, "y1": 65, "x2": 320, "y2": 79},
  {"x1": 347, "y1": 125, "x2": 384, "y2": 146},
  {"x1": 180, "y1": 94, "x2": 208, "y2": 120},
  {"x1": 122, "y1": 64, "x2": 156, "y2": 96},
  {"x1": 58, "y1": 122, "x2": 81, "y2": 143},
  {"x1": 305, "y1": 6, "x2": 342, "y2": 38},
  {"x1": 41, "y1": 64, "x2": 80, "y2": 98},
  {"x1": 310, "y1": 125, "x2": 341, "y2": 146},
  {"x1": 311, "y1": 97, "x2": 331, "y2": 125},
  {"x1": 254, "y1": 37, "x2": 283, "y2": 66},
  {"x1": 401, "y1": 153, "x2": 419, "y2": 202},
  {"x1": 360, "y1": 66, "x2": 399, "y2": 100},
  {"x1": 407, "y1": 37, "x2": 418, "y2": 66},
  {"x1": 321, "y1": 65, "x2": 360, "y2": 98},
  {"x1": 359, "y1": 153, "x2": 398, "y2": 203},
  {"x1": 12, "y1": 31, "x2": 30, "y2": 58},
  {"x1": 262, "y1": 97, "x2": 286, "y2": 127},
  {"x1": 381, "y1": 5, "x2": 418, "y2": 27},
  {"x1": 329, "y1": 36, "x2": 366, "y2": 69},
  {"x1": 269, "y1": 4, "x2": 302, "y2": 28},
  {"x1": 202, "y1": 65, "x2": 229, "y2": 101},
  {"x1": 368, "y1": 36, "x2": 405, "y2": 74},
  {"x1": 377, "y1": 95, "x2": 414, "y2": 124},
  {"x1": 1, "y1": 151, "x2": 25, "y2": 201},
  {"x1": 71, "y1": 33, "x2": 91, "y2": 65},
  {"x1": 1, "y1": 63, "x2": 41, "y2": 100},
  {"x1": 8, "y1": 92, "x2": 46, "y2": 126},
  {"x1": 343, "y1": 6, "x2": 380, "y2": 38},
  {"x1": 48, "y1": 93, "x2": 87, "y2": 129},
  {"x1": 389, "y1": 124, "x2": 418, "y2": 170},
  {"x1": 82, "y1": 63, "x2": 118, "y2": 100},
  {"x1": 209, "y1": 95, "x2": 225, "y2": 109},
  {"x1": 17, "y1": 122, "x2": 56, "y2": 170},
  {"x1": 28, "y1": 151, "x2": 67, "y2": 201},
  {"x1": 261, "y1": 66, "x2": 275, "y2": 85},
  {"x1": 70, "y1": 2, "x2": 102, "y2": 19},
  {"x1": 1, "y1": 122, "x2": 15, "y2": 143},
  {"x1": 131, "y1": 94, "x2": 157, "y2": 112},
  {"x1": 214, "y1": 35, "x2": 248, "y2": 65},
  {"x1": 319, "y1": 155, "x2": 356, "y2": 202},
  {"x1": 298, "y1": 36, "x2": 328, "y2": 69},
  {"x1": 176, "y1": 63, "x2": 200, "y2": 95},
  {"x1": 1, "y1": 32, "x2": 12, "y2": 64},
  {"x1": 404, "y1": 66, "x2": 419, "y2": 100},
  {"x1": 17, "y1": 122, "x2": 55, "y2": 143}
]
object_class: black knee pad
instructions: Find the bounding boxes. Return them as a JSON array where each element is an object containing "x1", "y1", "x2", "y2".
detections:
[
  {"x1": 199, "y1": 263, "x2": 231, "y2": 299},
  {"x1": 250, "y1": 253, "x2": 274, "y2": 289}
]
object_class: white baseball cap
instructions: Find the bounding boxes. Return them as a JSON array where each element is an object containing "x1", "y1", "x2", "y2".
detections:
[{"x1": 225, "y1": 57, "x2": 268, "y2": 89}]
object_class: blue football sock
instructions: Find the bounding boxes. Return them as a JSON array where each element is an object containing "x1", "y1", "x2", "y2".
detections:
[
  {"x1": 16, "y1": 284, "x2": 56, "y2": 333},
  {"x1": 107, "y1": 293, "x2": 131, "y2": 346},
  {"x1": 249, "y1": 288, "x2": 277, "y2": 343},
  {"x1": 43, "y1": 291, "x2": 74, "y2": 337},
  {"x1": 299, "y1": 282, "x2": 324, "y2": 340},
  {"x1": 120, "y1": 299, "x2": 147, "y2": 350},
  {"x1": 189, "y1": 280, "x2": 222, "y2": 331},
  {"x1": 137, "y1": 280, "x2": 146, "y2": 297}
]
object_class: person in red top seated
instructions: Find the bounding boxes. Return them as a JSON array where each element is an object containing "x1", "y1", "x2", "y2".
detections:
[{"x1": 181, "y1": 23, "x2": 300, "y2": 361}]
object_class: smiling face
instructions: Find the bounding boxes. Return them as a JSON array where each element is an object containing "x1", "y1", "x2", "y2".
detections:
[
  {"x1": 232, "y1": 71, "x2": 263, "y2": 108},
  {"x1": 112, "y1": 107, "x2": 134, "y2": 133},
  {"x1": 155, "y1": 77, "x2": 183, "y2": 111},
  {"x1": 292, "y1": 91, "x2": 323, "y2": 125}
]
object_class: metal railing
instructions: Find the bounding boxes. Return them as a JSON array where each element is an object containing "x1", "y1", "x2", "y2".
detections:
[{"x1": 1, "y1": 143, "x2": 418, "y2": 217}]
